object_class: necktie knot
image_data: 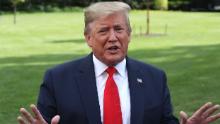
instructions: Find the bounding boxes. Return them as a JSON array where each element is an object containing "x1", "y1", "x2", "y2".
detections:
[{"x1": 106, "y1": 67, "x2": 116, "y2": 76}]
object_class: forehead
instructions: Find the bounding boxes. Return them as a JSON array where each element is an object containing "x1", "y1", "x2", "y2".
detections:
[{"x1": 93, "y1": 13, "x2": 127, "y2": 27}]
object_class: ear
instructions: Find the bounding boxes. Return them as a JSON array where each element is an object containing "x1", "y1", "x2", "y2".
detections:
[{"x1": 84, "y1": 33, "x2": 93, "y2": 48}]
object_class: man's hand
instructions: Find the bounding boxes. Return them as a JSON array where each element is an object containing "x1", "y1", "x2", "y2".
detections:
[
  {"x1": 17, "y1": 104, "x2": 60, "y2": 124},
  {"x1": 180, "y1": 102, "x2": 220, "y2": 124}
]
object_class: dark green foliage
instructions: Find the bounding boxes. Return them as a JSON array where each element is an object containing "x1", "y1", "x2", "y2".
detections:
[
  {"x1": 168, "y1": 0, "x2": 216, "y2": 11},
  {"x1": 191, "y1": 0, "x2": 215, "y2": 11},
  {"x1": 0, "y1": 0, "x2": 218, "y2": 11},
  {"x1": 130, "y1": 0, "x2": 148, "y2": 9},
  {"x1": 169, "y1": 0, "x2": 191, "y2": 10}
]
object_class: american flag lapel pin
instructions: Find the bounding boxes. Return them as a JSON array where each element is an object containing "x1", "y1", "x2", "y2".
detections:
[{"x1": 137, "y1": 78, "x2": 143, "y2": 84}]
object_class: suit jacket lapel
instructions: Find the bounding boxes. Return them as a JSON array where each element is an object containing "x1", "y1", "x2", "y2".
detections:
[
  {"x1": 127, "y1": 58, "x2": 145, "y2": 124},
  {"x1": 76, "y1": 54, "x2": 102, "y2": 124}
]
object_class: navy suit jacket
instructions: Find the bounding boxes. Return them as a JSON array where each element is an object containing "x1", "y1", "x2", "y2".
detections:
[{"x1": 37, "y1": 54, "x2": 179, "y2": 124}]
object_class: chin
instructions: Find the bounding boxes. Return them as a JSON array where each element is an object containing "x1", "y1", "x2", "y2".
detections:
[{"x1": 105, "y1": 56, "x2": 124, "y2": 66}]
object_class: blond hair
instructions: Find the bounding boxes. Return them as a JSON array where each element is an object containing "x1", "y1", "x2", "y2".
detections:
[{"x1": 84, "y1": 1, "x2": 131, "y2": 34}]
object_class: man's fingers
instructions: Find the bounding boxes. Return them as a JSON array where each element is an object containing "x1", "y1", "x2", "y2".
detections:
[
  {"x1": 206, "y1": 113, "x2": 220, "y2": 123},
  {"x1": 179, "y1": 111, "x2": 188, "y2": 124},
  {"x1": 202, "y1": 104, "x2": 220, "y2": 118},
  {"x1": 30, "y1": 104, "x2": 44, "y2": 121},
  {"x1": 20, "y1": 108, "x2": 34, "y2": 123},
  {"x1": 18, "y1": 105, "x2": 59, "y2": 124},
  {"x1": 17, "y1": 116, "x2": 26, "y2": 124},
  {"x1": 51, "y1": 115, "x2": 60, "y2": 124},
  {"x1": 193, "y1": 102, "x2": 213, "y2": 117}
]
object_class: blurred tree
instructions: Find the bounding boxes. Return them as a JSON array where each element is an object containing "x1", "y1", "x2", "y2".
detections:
[
  {"x1": 154, "y1": 0, "x2": 168, "y2": 10},
  {"x1": 11, "y1": 0, "x2": 25, "y2": 24}
]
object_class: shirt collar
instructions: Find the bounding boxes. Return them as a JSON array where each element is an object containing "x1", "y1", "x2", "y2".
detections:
[
  {"x1": 115, "y1": 58, "x2": 127, "y2": 78},
  {"x1": 93, "y1": 54, "x2": 107, "y2": 77},
  {"x1": 93, "y1": 54, "x2": 127, "y2": 78}
]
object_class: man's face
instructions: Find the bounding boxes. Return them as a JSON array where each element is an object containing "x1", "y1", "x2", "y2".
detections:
[{"x1": 85, "y1": 13, "x2": 131, "y2": 66}]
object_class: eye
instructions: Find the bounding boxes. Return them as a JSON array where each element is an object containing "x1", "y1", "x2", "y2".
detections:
[
  {"x1": 115, "y1": 27, "x2": 124, "y2": 33},
  {"x1": 98, "y1": 29, "x2": 106, "y2": 33},
  {"x1": 98, "y1": 28, "x2": 108, "y2": 34}
]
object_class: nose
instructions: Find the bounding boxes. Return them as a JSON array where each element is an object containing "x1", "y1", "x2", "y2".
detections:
[{"x1": 108, "y1": 29, "x2": 117, "y2": 42}]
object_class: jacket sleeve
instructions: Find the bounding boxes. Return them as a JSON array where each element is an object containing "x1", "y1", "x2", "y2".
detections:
[
  {"x1": 37, "y1": 69, "x2": 57, "y2": 123},
  {"x1": 161, "y1": 72, "x2": 179, "y2": 124}
]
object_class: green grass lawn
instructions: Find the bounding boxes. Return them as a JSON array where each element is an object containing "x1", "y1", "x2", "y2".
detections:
[{"x1": 0, "y1": 11, "x2": 220, "y2": 123}]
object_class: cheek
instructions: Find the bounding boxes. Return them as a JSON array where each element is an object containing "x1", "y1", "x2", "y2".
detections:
[
  {"x1": 121, "y1": 38, "x2": 129, "y2": 49},
  {"x1": 123, "y1": 43, "x2": 129, "y2": 52},
  {"x1": 93, "y1": 40, "x2": 106, "y2": 52},
  {"x1": 95, "y1": 37, "x2": 108, "y2": 47}
]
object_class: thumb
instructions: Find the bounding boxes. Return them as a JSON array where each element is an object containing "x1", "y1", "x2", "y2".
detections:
[
  {"x1": 179, "y1": 111, "x2": 188, "y2": 124},
  {"x1": 51, "y1": 115, "x2": 60, "y2": 124}
]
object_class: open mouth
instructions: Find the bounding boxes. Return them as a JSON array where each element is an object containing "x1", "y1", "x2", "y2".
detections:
[
  {"x1": 108, "y1": 46, "x2": 119, "y2": 50},
  {"x1": 107, "y1": 46, "x2": 119, "y2": 53}
]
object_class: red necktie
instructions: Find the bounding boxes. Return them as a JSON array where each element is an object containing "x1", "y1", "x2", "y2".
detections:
[{"x1": 104, "y1": 67, "x2": 122, "y2": 124}]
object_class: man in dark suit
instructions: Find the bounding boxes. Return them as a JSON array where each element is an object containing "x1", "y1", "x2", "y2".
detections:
[{"x1": 17, "y1": 1, "x2": 220, "y2": 124}]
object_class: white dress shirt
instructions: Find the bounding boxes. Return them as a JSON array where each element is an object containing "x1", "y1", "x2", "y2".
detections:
[{"x1": 93, "y1": 55, "x2": 131, "y2": 124}]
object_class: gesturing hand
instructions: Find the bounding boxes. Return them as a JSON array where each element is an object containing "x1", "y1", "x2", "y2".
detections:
[
  {"x1": 17, "y1": 104, "x2": 60, "y2": 124},
  {"x1": 180, "y1": 102, "x2": 220, "y2": 124}
]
